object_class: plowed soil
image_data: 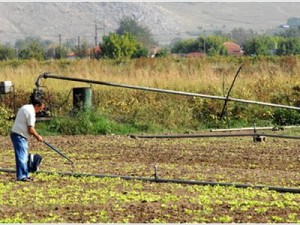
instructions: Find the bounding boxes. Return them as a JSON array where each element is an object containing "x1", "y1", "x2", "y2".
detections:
[{"x1": 0, "y1": 132, "x2": 299, "y2": 223}]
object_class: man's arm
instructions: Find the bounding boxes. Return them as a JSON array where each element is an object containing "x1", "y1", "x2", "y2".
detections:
[{"x1": 28, "y1": 126, "x2": 43, "y2": 142}]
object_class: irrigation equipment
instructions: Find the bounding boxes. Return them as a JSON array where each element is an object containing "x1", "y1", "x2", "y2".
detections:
[
  {"x1": 130, "y1": 132, "x2": 300, "y2": 140},
  {"x1": 209, "y1": 125, "x2": 300, "y2": 132},
  {"x1": 35, "y1": 72, "x2": 300, "y2": 111},
  {"x1": 219, "y1": 64, "x2": 243, "y2": 120},
  {"x1": 34, "y1": 72, "x2": 300, "y2": 141},
  {"x1": 0, "y1": 167, "x2": 299, "y2": 194}
]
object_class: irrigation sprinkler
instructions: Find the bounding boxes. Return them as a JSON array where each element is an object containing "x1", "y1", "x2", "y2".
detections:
[
  {"x1": 35, "y1": 72, "x2": 300, "y2": 111},
  {"x1": 130, "y1": 132, "x2": 300, "y2": 140}
]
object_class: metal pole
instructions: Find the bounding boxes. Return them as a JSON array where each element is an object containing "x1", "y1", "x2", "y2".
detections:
[
  {"x1": 130, "y1": 133, "x2": 300, "y2": 140},
  {"x1": 130, "y1": 133, "x2": 257, "y2": 139},
  {"x1": 38, "y1": 73, "x2": 300, "y2": 111},
  {"x1": 210, "y1": 125, "x2": 299, "y2": 132}
]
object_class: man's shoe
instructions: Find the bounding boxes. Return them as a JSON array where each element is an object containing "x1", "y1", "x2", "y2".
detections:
[
  {"x1": 18, "y1": 177, "x2": 32, "y2": 182},
  {"x1": 27, "y1": 177, "x2": 33, "y2": 181}
]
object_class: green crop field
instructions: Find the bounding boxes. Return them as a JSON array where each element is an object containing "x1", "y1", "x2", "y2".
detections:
[{"x1": 0, "y1": 134, "x2": 299, "y2": 223}]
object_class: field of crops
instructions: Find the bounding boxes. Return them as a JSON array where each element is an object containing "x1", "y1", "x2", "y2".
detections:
[
  {"x1": 0, "y1": 57, "x2": 300, "y2": 222},
  {"x1": 0, "y1": 131, "x2": 299, "y2": 223}
]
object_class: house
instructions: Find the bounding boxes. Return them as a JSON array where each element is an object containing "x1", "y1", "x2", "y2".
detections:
[
  {"x1": 88, "y1": 45, "x2": 102, "y2": 56},
  {"x1": 66, "y1": 51, "x2": 76, "y2": 60},
  {"x1": 66, "y1": 45, "x2": 102, "y2": 59},
  {"x1": 224, "y1": 41, "x2": 244, "y2": 56}
]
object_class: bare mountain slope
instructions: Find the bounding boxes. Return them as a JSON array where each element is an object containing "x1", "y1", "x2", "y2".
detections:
[
  {"x1": 0, "y1": 2, "x2": 299, "y2": 46},
  {"x1": 156, "y1": 2, "x2": 300, "y2": 32}
]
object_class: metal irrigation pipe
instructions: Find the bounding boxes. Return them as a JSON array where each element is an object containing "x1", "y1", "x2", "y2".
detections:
[
  {"x1": 130, "y1": 133, "x2": 257, "y2": 139},
  {"x1": 262, "y1": 134, "x2": 300, "y2": 140},
  {"x1": 0, "y1": 167, "x2": 299, "y2": 194},
  {"x1": 210, "y1": 125, "x2": 300, "y2": 132},
  {"x1": 130, "y1": 133, "x2": 300, "y2": 139},
  {"x1": 36, "y1": 73, "x2": 300, "y2": 111}
]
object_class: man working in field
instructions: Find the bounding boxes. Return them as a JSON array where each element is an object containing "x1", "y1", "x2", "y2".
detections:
[{"x1": 10, "y1": 98, "x2": 44, "y2": 182}]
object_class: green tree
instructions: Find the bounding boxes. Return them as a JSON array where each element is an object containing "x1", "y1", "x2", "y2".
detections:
[
  {"x1": 171, "y1": 38, "x2": 199, "y2": 54},
  {"x1": 101, "y1": 32, "x2": 143, "y2": 61},
  {"x1": 131, "y1": 44, "x2": 149, "y2": 58},
  {"x1": 154, "y1": 48, "x2": 169, "y2": 58},
  {"x1": 276, "y1": 37, "x2": 300, "y2": 55},
  {"x1": 171, "y1": 35, "x2": 227, "y2": 56},
  {"x1": 116, "y1": 17, "x2": 157, "y2": 49},
  {"x1": 54, "y1": 45, "x2": 68, "y2": 59},
  {"x1": 243, "y1": 36, "x2": 278, "y2": 56},
  {"x1": 16, "y1": 37, "x2": 45, "y2": 60},
  {"x1": 0, "y1": 44, "x2": 17, "y2": 60},
  {"x1": 200, "y1": 36, "x2": 227, "y2": 56}
]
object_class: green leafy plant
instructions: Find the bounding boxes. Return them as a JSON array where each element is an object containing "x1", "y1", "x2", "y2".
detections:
[
  {"x1": 272, "y1": 108, "x2": 300, "y2": 125},
  {"x1": 0, "y1": 106, "x2": 13, "y2": 135},
  {"x1": 46, "y1": 108, "x2": 142, "y2": 135}
]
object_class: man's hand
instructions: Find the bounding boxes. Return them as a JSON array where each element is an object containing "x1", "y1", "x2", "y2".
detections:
[
  {"x1": 28, "y1": 126, "x2": 43, "y2": 142},
  {"x1": 36, "y1": 135, "x2": 43, "y2": 142}
]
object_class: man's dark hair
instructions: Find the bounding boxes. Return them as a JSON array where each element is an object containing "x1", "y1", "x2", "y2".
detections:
[
  {"x1": 29, "y1": 91, "x2": 44, "y2": 106},
  {"x1": 30, "y1": 97, "x2": 43, "y2": 106}
]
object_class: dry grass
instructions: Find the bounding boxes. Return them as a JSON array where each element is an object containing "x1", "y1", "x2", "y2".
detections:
[
  {"x1": 0, "y1": 56, "x2": 299, "y2": 106},
  {"x1": 1, "y1": 56, "x2": 300, "y2": 131}
]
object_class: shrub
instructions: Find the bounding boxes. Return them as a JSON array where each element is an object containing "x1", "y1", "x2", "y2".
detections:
[
  {"x1": 272, "y1": 109, "x2": 300, "y2": 125},
  {"x1": 0, "y1": 106, "x2": 13, "y2": 135},
  {"x1": 47, "y1": 109, "x2": 142, "y2": 135}
]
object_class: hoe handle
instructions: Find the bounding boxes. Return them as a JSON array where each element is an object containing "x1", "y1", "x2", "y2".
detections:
[{"x1": 43, "y1": 141, "x2": 74, "y2": 165}]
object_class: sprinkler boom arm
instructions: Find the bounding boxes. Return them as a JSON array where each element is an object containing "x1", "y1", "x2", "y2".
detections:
[{"x1": 35, "y1": 72, "x2": 300, "y2": 111}]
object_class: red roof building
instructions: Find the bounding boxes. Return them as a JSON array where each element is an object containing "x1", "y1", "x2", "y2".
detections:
[{"x1": 224, "y1": 42, "x2": 244, "y2": 56}]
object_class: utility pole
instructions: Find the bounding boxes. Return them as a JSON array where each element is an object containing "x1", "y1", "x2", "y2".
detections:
[
  {"x1": 58, "y1": 34, "x2": 62, "y2": 59},
  {"x1": 58, "y1": 34, "x2": 62, "y2": 48},
  {"x1": 78, "y1": 36, "x2": 81, "y2": 56},
  {"x1": 95, "y1": 20, "x2": 98, "y2": 47},
  {"x1": 203, "y1": 29, "x2": 206, "y2": 54},
  {"x1": 0, "y1": 30, "x2": 3, "y2": 45},
  {"x1": 94, "y1": 18, "x2": 106, "y2": 46}
]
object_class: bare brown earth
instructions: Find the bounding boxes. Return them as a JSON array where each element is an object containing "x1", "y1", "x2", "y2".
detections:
[{"x1": 0, "y1": 132, "x2": 299, "y2": 223}]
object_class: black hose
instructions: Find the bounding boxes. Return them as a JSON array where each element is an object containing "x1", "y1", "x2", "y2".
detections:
[{"x1": 1, "y1": 168, "x2": 299, "y2": 194}]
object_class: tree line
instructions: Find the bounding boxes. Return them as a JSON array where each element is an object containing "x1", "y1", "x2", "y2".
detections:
[{"x1": 1, "y1": 17, "x2": 300, "y2": 61}]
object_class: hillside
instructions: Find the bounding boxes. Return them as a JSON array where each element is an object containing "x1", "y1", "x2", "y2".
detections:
[{"x1": 0, "y1": 2, "x2": 299, "y2": 46}]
